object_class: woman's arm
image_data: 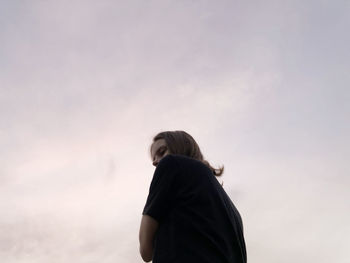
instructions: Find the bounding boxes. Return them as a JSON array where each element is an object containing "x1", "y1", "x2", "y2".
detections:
[{"x1": 139, "y1": 215, "x2": 159, "y2": 262}]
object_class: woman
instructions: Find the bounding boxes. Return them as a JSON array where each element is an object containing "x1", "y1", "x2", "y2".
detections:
[{"x1": 139, "y1": 130, "x2": 247, "y2": 263}]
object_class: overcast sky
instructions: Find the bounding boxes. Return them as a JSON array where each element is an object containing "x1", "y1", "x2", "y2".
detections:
[{"x1": 1, "y1": 0, "x2": 349, "y2": 262}]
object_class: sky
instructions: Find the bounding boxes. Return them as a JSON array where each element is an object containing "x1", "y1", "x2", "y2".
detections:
[{"x1": 0, "y1": 0, "x2": 349, "y2": 262}]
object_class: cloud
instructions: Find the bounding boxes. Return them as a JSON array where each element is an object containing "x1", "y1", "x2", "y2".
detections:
[{"x1": 0, "y1": 0, "x2": 349, "y2": 262}]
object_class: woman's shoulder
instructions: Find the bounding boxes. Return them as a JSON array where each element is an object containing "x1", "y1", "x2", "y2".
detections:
[
  {"x1": 157, "y1": 154, "x2": 199, "y2": 168},
  {"x1": 164, "y1": 154, "x2": 211, "y2": 172},
  {"x1": 163, "y1": 154, "x2": 197, "y2": 163}
]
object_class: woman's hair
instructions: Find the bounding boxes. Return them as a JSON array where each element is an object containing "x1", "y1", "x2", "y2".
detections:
[{"x1": 151, "y1": 130, "x2": 224, "y2": 177}]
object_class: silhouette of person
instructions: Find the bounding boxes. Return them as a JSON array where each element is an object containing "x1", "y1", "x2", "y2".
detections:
[{"x1": 139, "y1": 130, "x2": 247, "y2": 262}]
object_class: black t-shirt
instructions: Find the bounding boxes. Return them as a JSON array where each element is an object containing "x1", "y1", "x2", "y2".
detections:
[{"x1": 142, "y1": 154, "x2": 247, "y2": 263}]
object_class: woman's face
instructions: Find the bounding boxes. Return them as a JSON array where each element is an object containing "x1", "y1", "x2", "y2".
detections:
[{"x1": 150, "y1": 139, "x2": 169, "y2": 167}]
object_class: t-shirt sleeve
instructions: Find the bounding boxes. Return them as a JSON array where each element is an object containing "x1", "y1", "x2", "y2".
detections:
[{"x1": 142, "y1": 155, "x2": 180, "y2": 223}]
